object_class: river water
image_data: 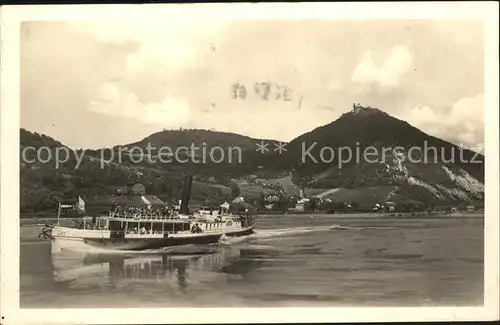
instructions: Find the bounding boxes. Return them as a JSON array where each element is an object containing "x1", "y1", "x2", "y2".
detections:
[{"x1": 20, "y1": 214, "x2": 484, "y2": 308}]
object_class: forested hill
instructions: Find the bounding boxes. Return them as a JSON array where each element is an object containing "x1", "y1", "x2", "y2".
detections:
[{"x1": 20, "y1": 104, "x2": 485, "y2": 213}]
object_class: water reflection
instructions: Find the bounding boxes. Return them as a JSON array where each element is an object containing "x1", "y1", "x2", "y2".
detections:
[{"x1": 50, "y1": 244, "x2": 269, "y2": 293}]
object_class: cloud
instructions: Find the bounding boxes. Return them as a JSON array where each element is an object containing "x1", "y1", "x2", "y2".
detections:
[
  {"x1": 448, "y1": 93, "x2": 484, "y2": 150},
  {"x1": 379, "y1": 46, "x2": 413, "y2": 87},
  {"x1": 399, "y1": 93, "x2": 484, "y2": 149},
  {"x1": 351, "y1": 45, "x2": 413, "y2": 93},
  {"x1": 449, "y1": 93, "x2": 484, "y2": 126},
  {"x1": 71, "y1": 20, "x2": 226, "y2": 73},
  {"x1": 399, "y1": 103, "x2": 439, "y2": 132},
  {"x1": 88, "y1": 83, "x2": 191, "y2": 127}
]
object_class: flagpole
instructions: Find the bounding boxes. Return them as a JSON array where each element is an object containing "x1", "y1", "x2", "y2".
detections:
[{"x1": 57, "y1": 200, "x2": 61, "y2": 226}]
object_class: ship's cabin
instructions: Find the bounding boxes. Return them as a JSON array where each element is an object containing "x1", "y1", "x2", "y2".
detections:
[
  {"x1": 77, "y1": 213, "x2": 253, "y2": 237},
  {"x1": 196, "y1": 205, "x2": 229, "y2": 218},
  {"x1": 198, "y1": 206, "x2": 212, "y2": 214},
  {"x1": 80, "y1": 216, "x2": 196, "y2": 235}
]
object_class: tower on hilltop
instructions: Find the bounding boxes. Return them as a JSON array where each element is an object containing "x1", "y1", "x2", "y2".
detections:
[{"x1": 352, "y1": 102, "x2": 364, "y2": 114}]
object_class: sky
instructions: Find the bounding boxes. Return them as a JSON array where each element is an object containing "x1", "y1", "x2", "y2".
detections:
[{"x1": 20, "y1": 20, "x2": 484, "y2": 150}]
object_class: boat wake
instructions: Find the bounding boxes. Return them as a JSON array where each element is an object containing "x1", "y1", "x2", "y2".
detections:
[
  {"x1": 218, "y1": 225, "x2": 335, "y2": 245},
  {"x1": 218, "y1": 234, "x2": 252, "y2": 245},
  {"x1": 221, "y1": 223, "x2": 393, "y2": 243},
  {"x1": 253, "y1": 225, "x2": 333, "y2": 239},
  {"x1": 330, "y1": 224, "x2": 400, "y2": 230},
  {"x1": 52, "y1": 244, "x2": 218, "y2": 256}
]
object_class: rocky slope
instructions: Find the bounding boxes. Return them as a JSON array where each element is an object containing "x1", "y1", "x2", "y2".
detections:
[{"x1": 281, "y1": 105, "x2": 484, "y2": 205}]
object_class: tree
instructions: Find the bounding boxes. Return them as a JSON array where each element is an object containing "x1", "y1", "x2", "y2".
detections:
[
  {"x1": 231, "y1": 183, "x2": 240, "y2": 198},
  {"x1": 258, "y1": 191, "x2": 266, "y2": 209},
  {"x1": 308, "y1": 198, "x2": 318, "y2": 211}
]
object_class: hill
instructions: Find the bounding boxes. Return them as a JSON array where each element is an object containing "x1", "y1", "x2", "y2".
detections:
[
  {"x1": 280, "y1": 105, "x2": 484, "y2": 205},
  {"x1": 83, "y1": 128, "x2": 278, "y2": 176},
  {"x1": 19, "y1": 129, "x2": 237, "y2": 213},
  {"x1": 19, "y1": 104, "x2": 485, "y2": 212},
  {"x1": 128, "y1": 129, "x2": 261, "y2": 151}
]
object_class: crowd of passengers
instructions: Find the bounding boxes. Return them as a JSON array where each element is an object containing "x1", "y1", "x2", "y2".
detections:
[{"x1": 101, "y1": 205, "x2": 179, "y2": 219}]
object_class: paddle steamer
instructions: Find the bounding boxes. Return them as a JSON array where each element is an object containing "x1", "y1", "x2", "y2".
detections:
[{"x1": 40, "y1": 176, "x2": 255, "y2": 252}]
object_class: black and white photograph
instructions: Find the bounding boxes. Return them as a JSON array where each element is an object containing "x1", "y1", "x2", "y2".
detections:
[{"x1": 1, "y1": 2, "x2": 498, "y2": 324}]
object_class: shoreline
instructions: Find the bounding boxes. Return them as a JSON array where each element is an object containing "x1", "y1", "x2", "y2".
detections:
[{"x1": 20, "y1": 212, "x2": 484, "y2": 227}]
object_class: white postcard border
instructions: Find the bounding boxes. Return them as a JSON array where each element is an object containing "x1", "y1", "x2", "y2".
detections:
[{"x1": 1, "y1": 2, "x2": 499, "y2": 324}]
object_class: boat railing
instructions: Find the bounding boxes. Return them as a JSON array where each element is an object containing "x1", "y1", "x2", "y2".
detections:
[{"x1": 123, "y1": 230, "x2": 187, "y2": 235}]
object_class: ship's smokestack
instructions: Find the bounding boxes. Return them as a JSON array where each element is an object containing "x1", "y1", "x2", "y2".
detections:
[{"x1": 180, "y1": 175, "x2": 193, "y2": 215}]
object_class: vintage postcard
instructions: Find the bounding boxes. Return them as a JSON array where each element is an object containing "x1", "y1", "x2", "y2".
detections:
[{"x1": 1, "y1": 2, "x2": 499, "y2": 324}]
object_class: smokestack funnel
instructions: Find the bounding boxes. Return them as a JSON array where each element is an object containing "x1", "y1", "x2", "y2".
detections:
[{"x1": 180, "y1": 175, "x2": 193, "y2": 215}]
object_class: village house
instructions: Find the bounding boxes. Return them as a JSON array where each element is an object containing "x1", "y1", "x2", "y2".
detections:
[{"x1": 385, "y1": 201, "x2": 397, "y2": 211}]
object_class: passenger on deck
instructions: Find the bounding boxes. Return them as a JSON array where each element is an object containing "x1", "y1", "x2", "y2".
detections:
[{"x1": 191, "y1": 223, "x2": 203, "y2": 233}]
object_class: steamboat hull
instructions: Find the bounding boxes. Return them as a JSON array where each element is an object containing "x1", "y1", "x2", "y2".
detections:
[{"x1": 51, "y1": 226, "x2": 255, "y2": 253}]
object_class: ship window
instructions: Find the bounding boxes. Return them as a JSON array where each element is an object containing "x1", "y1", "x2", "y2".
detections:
[
  {"x1": 152, "y1": 223, "x2": 163, "y2": 233},
  {"x1": 164, "y1": 223, "x2": 174, "y2": 233},
  {"x1": 98, "y1": 219, "x2": 107, "y2": 229},
  {"x1": 127, "y1": 222, "x2": 138, "y2": 231},
  {"x1": 109, "y1": 221, "x2": 121, "y2": 230},
  {"x1": 173, "y1": 223, "x2": 186, "y2": 232},
  {"x1": 226, "y1": 220, "x2": 233, "y2": 227}
]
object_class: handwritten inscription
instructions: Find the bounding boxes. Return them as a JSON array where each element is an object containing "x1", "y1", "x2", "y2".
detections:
[
  {"x1": 231, "y1": 82, "x2": 292, "y2": 101},
  {"x1": 231, "y1": 83, "x2": 247, "y2": 100}
]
